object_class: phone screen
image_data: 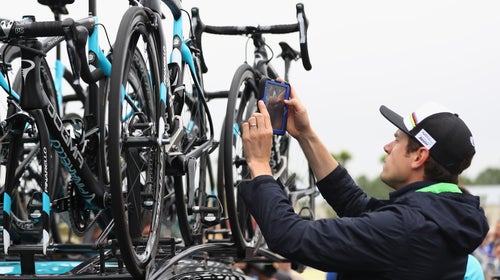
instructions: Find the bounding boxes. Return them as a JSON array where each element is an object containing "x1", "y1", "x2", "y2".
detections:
[{"x1": 262, "y1": 80, "x2": 290, "y2": 134}]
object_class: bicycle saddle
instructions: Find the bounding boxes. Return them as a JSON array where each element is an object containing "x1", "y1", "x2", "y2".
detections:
[
  {"x1": 278, "y1": 42, "x2": 300, "y2": 61},
  {"x1": 37, "y1": 0, "x2": 75, "y2": 15}
]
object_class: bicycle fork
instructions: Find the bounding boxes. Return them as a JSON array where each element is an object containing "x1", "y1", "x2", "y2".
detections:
[{"x1": 2, "y1": 109, "x2": 52, "y2": 255}]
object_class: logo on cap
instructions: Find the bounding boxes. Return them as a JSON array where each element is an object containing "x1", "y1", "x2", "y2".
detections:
[{"x1": 414, "y1": 129, "x2": 436, "y2": 150}]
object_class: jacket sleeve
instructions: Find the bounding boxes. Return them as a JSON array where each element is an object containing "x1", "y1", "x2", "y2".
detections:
[
  {"x1": 316, "y1": 165, "x2": 382, "y2": 217},
  {"x1": 240, "y1": 169, "x2": 402, "y2": 272}
]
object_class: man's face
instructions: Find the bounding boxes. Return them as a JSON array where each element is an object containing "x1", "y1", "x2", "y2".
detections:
[{"x1": 380, "y1": 130, "x2": 415, "y2": 189}]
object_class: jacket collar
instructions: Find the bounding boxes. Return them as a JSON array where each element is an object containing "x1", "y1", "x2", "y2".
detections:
[{"x1": 389, "y1": 181, "x2": 460, "y2": 201}]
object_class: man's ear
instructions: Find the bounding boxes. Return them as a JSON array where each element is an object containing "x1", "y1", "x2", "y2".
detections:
[{"x1": 412, "y1": 147, "x2": 430, "y2": 169}]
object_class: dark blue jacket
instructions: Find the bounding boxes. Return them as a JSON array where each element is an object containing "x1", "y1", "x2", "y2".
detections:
[{"x1": 241, "y1": 165, "x2": 489, "y2": 280}]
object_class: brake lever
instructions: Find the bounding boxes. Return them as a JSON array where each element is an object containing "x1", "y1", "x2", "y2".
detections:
[{"x1": 61, "y1": 18, "x2": 81, "y2": 85}]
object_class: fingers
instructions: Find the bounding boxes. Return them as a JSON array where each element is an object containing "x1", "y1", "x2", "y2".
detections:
[
  {"x1": 288, "y1": 83, "x2": 299, "y2": 100},
  {"x1": 241, "y1": 120, "x2": 250, "y2": 136},
  {"x1": 284, "y1": 85, "x2": 303, "y2": 111},
  {"x1": 257, "y1": 100, "x2": 272, "y2": 129},
  {"x1": 243, "y1": 100, "x2": 273, "y2": 133},
  {"x1": 244, "y1": 116, "x2": 261, "y2": 130},
  {"x1": 242, "y1": 118, "x2": 274, "y2": 178}
]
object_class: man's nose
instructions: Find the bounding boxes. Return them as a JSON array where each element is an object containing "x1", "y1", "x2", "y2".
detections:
[{"x1": 383, "y1": 142, "x2": 392, "y2": 154}]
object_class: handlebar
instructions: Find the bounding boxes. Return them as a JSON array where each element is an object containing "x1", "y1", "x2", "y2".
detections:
[
  {"x1": 191, "y1": 3, "x2": 312, "y2": 73},
  {"x1": 0, "y1": 17, "x2": 93, "y2": 40},
  {"x1": 0, "y1": 16, "x2": 102, "y2": 84}
]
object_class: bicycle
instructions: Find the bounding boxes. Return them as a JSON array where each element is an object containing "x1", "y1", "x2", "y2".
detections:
[
  {"x1": 0, "y1": 0, "x2": 112, "y2": 247},
  {"x1": 108, "y1": 0, "x2": 223, "y2": 278},
  {"x1": 190, "y1": 2, "x2": 317, "y2": 262},
  {"x1": 0, "y1": 0, "x2": 149, "y2": 275}
]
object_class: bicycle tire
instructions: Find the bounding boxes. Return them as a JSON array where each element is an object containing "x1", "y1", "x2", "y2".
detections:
[
  {"x1": 108, "y1": 7, "x2": 163, "y2": 279},
  {"x1": 222, "y1": 64, "x2": 260, "y2": 255}
]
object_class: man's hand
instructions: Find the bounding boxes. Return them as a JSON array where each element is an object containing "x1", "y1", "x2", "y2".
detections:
[
  {"x1": 284, "y1": 85, "x2": 312, "y2": 140},
  {"x1": 242, "y1": 100, "x2": 274, "y2": 178}
]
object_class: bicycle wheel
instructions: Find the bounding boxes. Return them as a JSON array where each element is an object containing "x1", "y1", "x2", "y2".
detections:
[
  {"x1": 222, "y1": 64, "x2": 260, "y2": 255},
  {"x1": 108, "y1": 7, "x2": 163, "y2": 279}
]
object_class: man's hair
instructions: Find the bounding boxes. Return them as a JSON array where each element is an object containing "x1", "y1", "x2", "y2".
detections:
[{"x1": 406, "y1": 137, "x2": 472, "y2": 184}]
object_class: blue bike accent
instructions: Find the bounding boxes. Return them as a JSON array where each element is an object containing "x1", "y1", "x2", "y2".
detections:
[
  {"x1": 0, "y1": 74, "x2": 20, "y2": 101},
  {"x1": 160, "y1": 82, "x2": 167, "y2": 104},
  {"x1": 3, "y1": 193, "x2": 11, "y2": 215},
  {"x1": 54, "y1": 59, "x2": 64, "y2": 111},
  {"x1": 42, "y1": 192, "x2": 50, "y2": 216},
  {"x1": 88, "y1": 16, "x2": 111, "y2": 77},
  {"x1": 172, "y1": 15, "x2": 202, "y2": 91}
]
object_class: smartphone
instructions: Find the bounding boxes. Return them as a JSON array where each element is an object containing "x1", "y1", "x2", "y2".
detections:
[{"x1": 260, "y1": 78, "x2": 291, "y2": 135}]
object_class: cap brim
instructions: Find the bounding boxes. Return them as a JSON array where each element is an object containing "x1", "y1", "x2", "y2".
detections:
[{"x1": 380, "y1": 105, "x2": 409, "y2": 134}]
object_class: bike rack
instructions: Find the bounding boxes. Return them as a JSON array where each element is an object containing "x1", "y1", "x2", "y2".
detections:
[{"x1": 0, "y1": 242, "x2": 128, "y2": 278}]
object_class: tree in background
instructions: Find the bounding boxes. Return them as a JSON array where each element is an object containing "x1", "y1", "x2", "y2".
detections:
[
  {"x1": 474, "y1": 168, "x2": 500, "y2": 185},
  {"x1": 331, "y1": 151, "x2": 352, "y2": 167}
]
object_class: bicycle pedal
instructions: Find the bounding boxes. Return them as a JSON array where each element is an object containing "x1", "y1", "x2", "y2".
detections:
[
  {"x1": 192, "y1": 195, "x2": 223, "y2": 227},
  {"x1": 192, "y1": 206, "x2": 220, "y2": 226}
]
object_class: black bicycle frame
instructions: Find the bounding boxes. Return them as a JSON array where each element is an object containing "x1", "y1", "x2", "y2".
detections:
[{"x1": 20, "y1": 38, "x2": 106, "y2": 207}]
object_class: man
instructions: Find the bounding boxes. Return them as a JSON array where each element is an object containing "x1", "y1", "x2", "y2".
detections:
[{"x1": 241, "y1": 86, "x2": 489, "y2": 279}]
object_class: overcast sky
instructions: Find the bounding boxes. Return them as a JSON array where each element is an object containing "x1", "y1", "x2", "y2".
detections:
[{"x1": 9, "y1": 0, "x2": 500, "y2": 181}]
